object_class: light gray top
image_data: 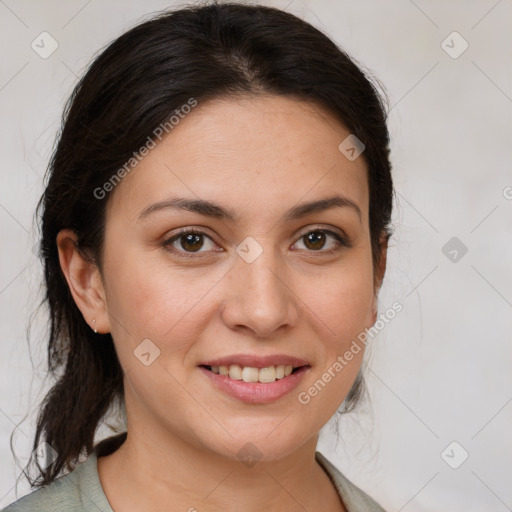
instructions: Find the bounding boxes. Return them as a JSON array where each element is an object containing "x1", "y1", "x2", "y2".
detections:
[{"x1": 2, "y1": 435, "x2": 386, "y2": 511}]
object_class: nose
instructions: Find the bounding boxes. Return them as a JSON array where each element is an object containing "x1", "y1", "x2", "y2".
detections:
[{"x1": 219, "y1": 246, "x2": 300, "y2": 338}]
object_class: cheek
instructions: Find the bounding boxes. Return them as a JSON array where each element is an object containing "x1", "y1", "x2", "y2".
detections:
[
  {"x1": 296, "y1": 263, "x2": 371, "y2": 417},
  {"x1": 103, "y1": 250, "x2": 222, "y2": 357},
  {"x1": 305, "y1": 257, "x2": 375, "y2": 342}
]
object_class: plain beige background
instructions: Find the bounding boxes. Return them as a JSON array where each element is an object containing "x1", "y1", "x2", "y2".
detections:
[{"x1": 1, "y1": 1, "x2": 511, "y2": 510}]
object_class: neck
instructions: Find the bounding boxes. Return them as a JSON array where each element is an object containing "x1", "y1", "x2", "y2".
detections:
[{"x1": 97, "y1": 428, "x2": 344, "y2": 511}]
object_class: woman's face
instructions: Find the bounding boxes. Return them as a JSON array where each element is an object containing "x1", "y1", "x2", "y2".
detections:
[{"x1": 93, "y1": 94, "x2": 384, "y2": 461}]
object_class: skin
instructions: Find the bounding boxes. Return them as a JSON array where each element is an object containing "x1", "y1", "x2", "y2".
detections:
[{"x1": 57, "y1": 94, "x2": 387, "y2": 512}]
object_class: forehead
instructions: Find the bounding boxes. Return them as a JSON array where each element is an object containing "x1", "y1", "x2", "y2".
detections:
[{"x1": 107, "y1": 94, "x2": 369, "y2": 225}]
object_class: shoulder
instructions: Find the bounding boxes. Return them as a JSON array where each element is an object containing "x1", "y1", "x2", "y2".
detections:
[
  {"x1": 2, "y1": 452, "x2": 112, "y2": 512},
  {"x1": 315, "y1": 451, "x2": 387, "y2": 512}
]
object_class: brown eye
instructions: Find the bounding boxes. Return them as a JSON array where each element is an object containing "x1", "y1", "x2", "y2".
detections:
[
  {"x1": 294, "y1": 229, "x2": 349, "y2": 253},
  {"x1": 303, "y1": 231, "x2": 327, "y2": 250},
  {"x1": 163, "y1": 229, "x2": 217, "y2": 257},
  {"x1": 177, "y1": 232, "x2": 204, "y2": 252},
  {"x1": 162, "y1": 227, "x2": 349, "y2": 259}
]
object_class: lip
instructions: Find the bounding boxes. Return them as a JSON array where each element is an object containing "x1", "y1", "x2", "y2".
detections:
[
  {"x1": 199, "y1": 354, "x2": 310, "y2": 368},
  {"x1": 199, "y1": 365, "x2": 311, "y2": 404}
]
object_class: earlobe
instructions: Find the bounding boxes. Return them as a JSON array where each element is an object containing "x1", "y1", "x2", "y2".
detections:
[{"x1": 56, "y1": 229, "x2": 110, "y2": 334}]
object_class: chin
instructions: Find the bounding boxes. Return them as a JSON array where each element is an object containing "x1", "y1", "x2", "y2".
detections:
[{"x1": 196, "y1": 425, "x2": 313, "y2": 464}]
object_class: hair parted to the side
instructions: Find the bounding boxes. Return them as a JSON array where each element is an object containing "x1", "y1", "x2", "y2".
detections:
[{"x1": 14, "y1": 0, "x2": 393, "y2": 488}]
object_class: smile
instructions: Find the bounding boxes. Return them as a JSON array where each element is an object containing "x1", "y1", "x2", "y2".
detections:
[
  {"x1": 198, "y1": 364, "x2": 311, "y2": 404},
  {"x1": 201, "y1": 364, "x2": 299, "y2": 383}
]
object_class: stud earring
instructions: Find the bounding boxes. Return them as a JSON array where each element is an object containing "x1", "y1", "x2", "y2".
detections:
[{"x1": 92, "y1": 319, "x2": 97, "y2": 333}]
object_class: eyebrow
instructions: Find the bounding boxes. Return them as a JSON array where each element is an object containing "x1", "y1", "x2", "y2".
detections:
[{"x1": 138, "y1": 194, "x2": 362, "y2": 224}]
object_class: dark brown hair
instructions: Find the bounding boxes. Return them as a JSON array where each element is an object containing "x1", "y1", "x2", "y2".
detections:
[{"x1": 14, "y1": 0, "x2": 393, "y2": 488}]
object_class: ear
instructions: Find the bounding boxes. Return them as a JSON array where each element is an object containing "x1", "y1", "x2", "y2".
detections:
[
  {"x1": 368, "y1": 234, "x2": 389, "y2": 326},
  {"x1": 56, "y1": 229, "x2": 110, "y2": 334}
]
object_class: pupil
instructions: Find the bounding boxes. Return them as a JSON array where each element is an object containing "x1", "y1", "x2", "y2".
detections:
[
  {"x1": 305, "y1": 231, "x2": 325, "y2": 250},
  {"x1": 182, "y1": 233, "x2": 203, "y2": 252}
]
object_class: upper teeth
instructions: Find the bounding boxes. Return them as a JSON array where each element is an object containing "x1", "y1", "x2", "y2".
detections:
[{"x1": 210, "y1": 364, "x2": 295, "y2": 383}]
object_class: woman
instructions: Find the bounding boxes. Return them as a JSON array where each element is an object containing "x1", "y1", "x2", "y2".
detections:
[{"x1": 4, "y1": 2, "x2": 393, "y2": 511}]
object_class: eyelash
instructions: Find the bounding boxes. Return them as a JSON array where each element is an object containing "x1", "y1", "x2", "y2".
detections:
[{"x1": 162, "y1": 227, "x2": 350, "y2": 259}]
